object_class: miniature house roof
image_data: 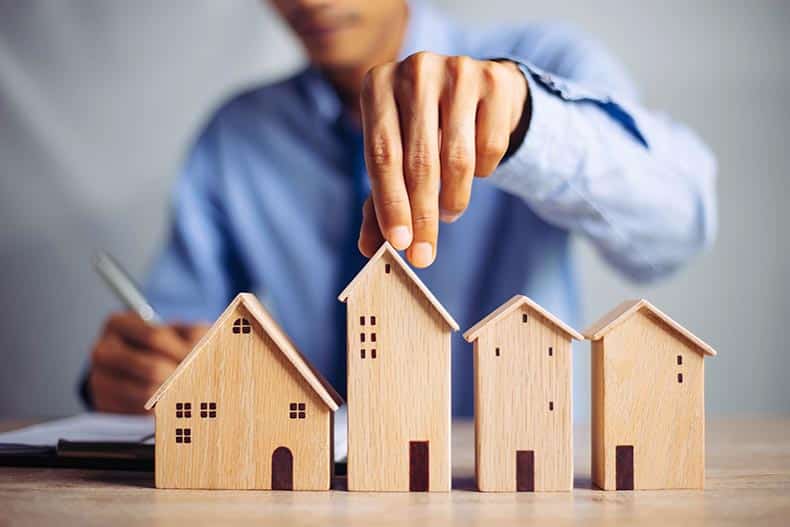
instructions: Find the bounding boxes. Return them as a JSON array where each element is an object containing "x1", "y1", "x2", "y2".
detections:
[
  {"x1": 144, "y1": 293, "x2": 343, "y2": 411},
  {"x1": 582, "y1": 299, "x2": 717, "y2": 357},
  {"x1": 337, "y1": 242, "x2": 459, "y2": 331},
  {"x1": 463, "y1": 294, "x2": 583, "y2": 342}
]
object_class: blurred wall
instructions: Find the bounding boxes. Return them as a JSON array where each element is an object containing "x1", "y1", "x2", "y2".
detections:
[{"x1": 0, "y1": 0, "x2": 787, "y2": 418}]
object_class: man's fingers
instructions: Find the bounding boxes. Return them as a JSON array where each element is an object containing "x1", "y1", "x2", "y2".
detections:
[
  {"x1": 89, "y1": 367, "x2": 155, "y2": 414},
  {"x1": 439, "y1": 56, "x2": 479, "y2": 223},
  {"x1": 171, "y1": 323, "x2": 210, "y2": 345},
  {"x1": 106, "y1": 313, "x2": 192, "y2": 362},
  {"x1": 93, "y1": 334, "x2": 177, "y2": 387},
  {"x1": 396, "y1": 52, "x2": 441, "y2": 268},
  {"x1": 359, "y1": 197, "x2": 386, "y2": 257},
  {"x1": 475, "y1": 62, "x2": 512, "y2": 177},
  {"x1": 361, "y1": 63, "x2": 413, "y2": 251}
]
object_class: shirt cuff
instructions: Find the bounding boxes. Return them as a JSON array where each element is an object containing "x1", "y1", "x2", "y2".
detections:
[
  {"x1": 490, "y1": 61, "x2": 581, "y2": 201},
  {"x1": 489, "y1": 58, "x2": 649, "y2": 202}
]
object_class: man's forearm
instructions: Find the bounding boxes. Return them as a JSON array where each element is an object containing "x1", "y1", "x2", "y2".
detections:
[{"x1": 490, "y1": 65, "x2": 717, "y2": 282}]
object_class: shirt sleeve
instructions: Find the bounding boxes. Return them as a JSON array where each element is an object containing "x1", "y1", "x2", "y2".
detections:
[
  {"x1": 489, "y1": 27, "x2": 718, "y2": 282},
  {"x1": 143, "y1": 120, "x2": 244, "y2": 322}
]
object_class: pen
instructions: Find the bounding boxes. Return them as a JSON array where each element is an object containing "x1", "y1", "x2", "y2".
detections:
[{"x1": 93, "y1": 250, "x2": 162, "y2": 324}]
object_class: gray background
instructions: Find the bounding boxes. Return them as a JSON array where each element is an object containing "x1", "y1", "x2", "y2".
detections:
[{"x1": 0, "y1": 0, "x2": 787, "y2": 419}]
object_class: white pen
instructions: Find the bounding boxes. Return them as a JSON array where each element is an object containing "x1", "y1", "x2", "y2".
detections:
[{"x1": 93, "y1": 250, "x2": 161, "y2": 324}]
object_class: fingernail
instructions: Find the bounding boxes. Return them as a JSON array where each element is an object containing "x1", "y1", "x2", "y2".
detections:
[
  {"x1": 440, "y1": 209, "x2": 461, "y2": 223},
  {"x1": 410, "y1": 242, "x2": 434, "y2": 267},
  {"x1": 388, "y1": 226, "x2": 412, "y2": 250}
]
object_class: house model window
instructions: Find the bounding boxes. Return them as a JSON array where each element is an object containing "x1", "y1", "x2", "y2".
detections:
[
  {"x1": 200, "y1": 402, "x2": 217, "y2": 418},
  {"x1": 289, "y1": 402, "x2": 306, "y2": 419},
  {"x1": 360, "y1": 324, "x2": 378, "y2": 359},
  {"x1": 175, "y1": 428, "x2": 191, "y2": 444},
  {"x1": 176, "y1": 402, "x2": 191, "y2": 418},
  {"x1": 677, "y1": 355, "x2": 684, "y2": 383},
  {"x1": 232, "y1": 318, "x2": 252, "y2": 334}
]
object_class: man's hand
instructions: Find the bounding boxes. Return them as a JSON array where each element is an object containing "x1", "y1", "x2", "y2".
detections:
[
  {"x1": 88, "y1": 312, "x2": 209, "y2": 414},
  {"x1": 358, "y1": 52, "x2": 529, "y2": 267}
]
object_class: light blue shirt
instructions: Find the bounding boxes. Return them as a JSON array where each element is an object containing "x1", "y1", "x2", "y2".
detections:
[{"x1": 144, "y1": 2, "x2": 717, "y2": 416}]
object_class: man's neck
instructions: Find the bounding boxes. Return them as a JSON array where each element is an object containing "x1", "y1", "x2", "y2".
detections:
[{"x1": 321, "y1": 5, "x2": 409, "y2": 124}]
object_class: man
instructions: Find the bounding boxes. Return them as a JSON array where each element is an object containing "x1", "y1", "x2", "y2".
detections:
[{"x1": 86, "y1": 0, "x2": 717, "y2": 415}]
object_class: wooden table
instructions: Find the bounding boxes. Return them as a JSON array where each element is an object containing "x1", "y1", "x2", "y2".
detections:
[{"x1": 1, "y1": 417, "x2": 788, "y2": 526}]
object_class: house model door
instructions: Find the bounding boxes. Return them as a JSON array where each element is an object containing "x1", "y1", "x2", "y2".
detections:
[
  {"x1": 272, "y1": 446, "x2": 293, "y2": 490},
  {"x1": 516, "y1": 450, "x2": 535, "y2": 491},
  {"x1": 616, "y1": 445, "x2": 634, "y2": 490},
  {"x1": 409, "y1": 441, "x2": 429, "y2": 491}
]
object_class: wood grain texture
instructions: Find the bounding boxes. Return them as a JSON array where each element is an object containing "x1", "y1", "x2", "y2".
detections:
[
  {"x1": 152, "y1": 300, "x2": 335, "y2": 490},
  {"x1": 339, "y1": 242, "x2": 459, "y2": 331},
  {"x1": 589, "y1": 307, "x2": 707, "y2": 490},
  {"x1": 468, "y1": 300, "x2": 575, "y2": 491},
  {"x1": 590, "y1": 339, "x2": 604, "y2": 488},
  {"x1": 2, "y1": 418, "x2": 789, "y2": 527},
  {"x1": 146, "y1": 293, "x2": 342, "y2": 412},
  {"x1": 464, "y1": 295, "x2": 582, "y2": 342},
  {"x1": 342, "y1": 247, "x2": 453, "y2": 492},
  {"x1": 583, "y1": 299, "x2": 716, "y2": 356}
]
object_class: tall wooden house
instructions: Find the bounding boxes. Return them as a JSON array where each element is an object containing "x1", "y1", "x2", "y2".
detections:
[
  {"x1": 338, "y1": 242, "x2": 459, "y2": 492},
  {"x1": 584, "y1": 299, "x2": 716, "y2": 490},
  {"x1": 464, "y1": 295, "x2": 583, "y2": 492},
  {"x1": 144, "y1": 293, "x2": 343, "y2": 490}
]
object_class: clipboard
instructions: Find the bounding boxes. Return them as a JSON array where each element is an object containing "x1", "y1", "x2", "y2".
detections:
[{"x1": 0, "y1": 440, "x2": 154, "y2": 471}]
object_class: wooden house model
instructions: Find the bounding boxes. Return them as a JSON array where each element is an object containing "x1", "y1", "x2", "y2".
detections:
[
  {"x1": 338, "y1": 242, "x2": 459, "y2": 492},
  {"x1": 464, "y1": 295, "x2": 583, "y2": 492},
  {"x1": 584, "y1": 299, "x2": 716, "y2": 490},
  {"x1": 144, "y1": 293, "x2": 343, "y2": 490}
]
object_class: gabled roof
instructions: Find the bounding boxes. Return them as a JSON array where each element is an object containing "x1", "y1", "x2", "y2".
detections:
[
  {"x1": 337, "y1": 242, "x2": 459, "y2": 331},
  {"x1": 583, "y1": 299, "x2": 717, "y2": 357},
  {"x1": 145, "y1": 293, "x2": 343, "y2": 411},
  {"x1": 463, "y1": 294, "x2": 583, "y2": 342}
]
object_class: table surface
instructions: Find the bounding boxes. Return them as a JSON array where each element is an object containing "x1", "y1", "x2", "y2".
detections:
[{"x1": 0, "y1": 417, "x2": 788, "y2": 526}]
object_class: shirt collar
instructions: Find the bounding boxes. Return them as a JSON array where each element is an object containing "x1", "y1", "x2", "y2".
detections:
[{"x1": 300, "y1": 0, "x2": 455, "y2": 124}]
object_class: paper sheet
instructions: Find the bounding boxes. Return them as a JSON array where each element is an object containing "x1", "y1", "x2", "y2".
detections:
[
  {"x1": 0, "y1": 407, "x2": 348, "y2": 462},
  {"x1": 0, "y1": 413, "x2": 154, "y2": 448}
]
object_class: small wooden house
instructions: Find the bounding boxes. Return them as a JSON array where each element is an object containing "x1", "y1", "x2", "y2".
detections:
[
  {"x1": 464, "y1": 295, "x2": 582, "y2": 492},
  {"x1": 144, "y1": 293, "x2": 343, "y2": 490},
  {"x1": 338, "y1": 242, "x2": 459, "y2": 492},
  {"x1": 584, "y1": 299, "x2": 716, "y2": 490}
]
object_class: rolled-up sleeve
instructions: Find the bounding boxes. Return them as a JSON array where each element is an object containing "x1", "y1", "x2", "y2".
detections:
[{"x1": 489, "y1": 33, "x2": 717, "y2": 282}]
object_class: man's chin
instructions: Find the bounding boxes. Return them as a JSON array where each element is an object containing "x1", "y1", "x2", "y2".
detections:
[
  {"x1": 308, "y1": 51, "x2": 366, "y2": 70},
  {"x1": 303, "y1": 37, "x2": 369, "y2": 69}
]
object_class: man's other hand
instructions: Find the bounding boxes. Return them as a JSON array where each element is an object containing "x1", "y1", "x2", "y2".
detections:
[
  {"x1": 89, "y1": 312, "x2": 209, "y2": 414},
  {"x1": 358, "y1": 52, "x2": 529, "y2": 267}
]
